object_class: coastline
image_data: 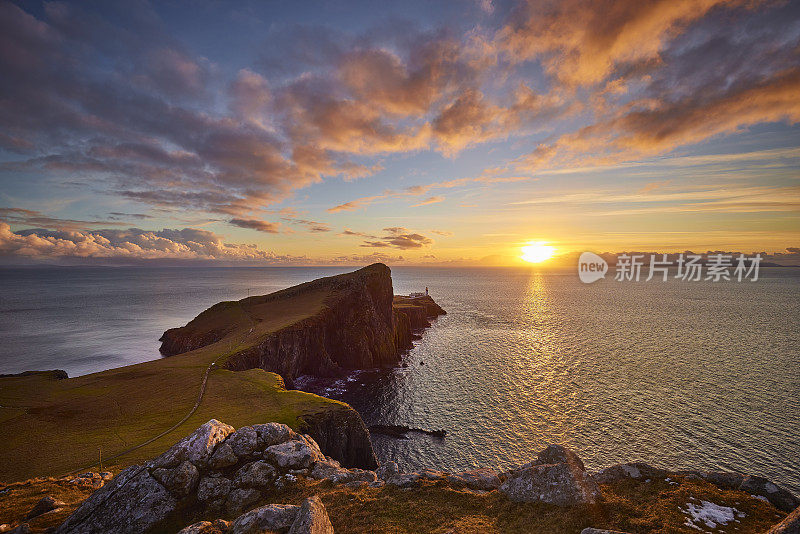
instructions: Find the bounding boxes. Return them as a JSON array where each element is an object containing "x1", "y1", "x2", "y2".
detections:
[{"x1": 0, "y1": 264, "x2": 798, "y2": 533}]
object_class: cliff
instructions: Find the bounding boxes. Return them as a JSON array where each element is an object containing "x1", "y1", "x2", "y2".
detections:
[
  {"x1": 159, "y1": 264, "x2": 444, "y2": 388},
  {"x1": 392, "y1": 294, "x2": 446, "y2": 329}
]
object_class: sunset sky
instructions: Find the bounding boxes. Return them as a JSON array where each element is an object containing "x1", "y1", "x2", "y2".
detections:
[{"x1": 1, "y1": 0, "x2": 799, "y2": 265}]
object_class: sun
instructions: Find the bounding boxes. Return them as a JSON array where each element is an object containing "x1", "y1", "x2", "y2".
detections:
[{"x1": 520, "y1": 241, "x2": 556, "y2": 264}]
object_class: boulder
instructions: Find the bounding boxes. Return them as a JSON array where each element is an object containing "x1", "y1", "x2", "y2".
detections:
[
  {"x1": 197, "y1": 476, "x2": 233, "y2": 507},
  {"x1": 386, "y1": 472, "x2": 422, "y2": 488},
  {"x1": 208, "y1": 442, "x2": 239, "y2": 470},
  {"x1": 153, "y1": 419, "x2": 235, "y2": 469},
  {"x1": 55, "y1": 465, "x2": 177, "y2": 534},
  {"x1": 375, "y1": 461, "x2": 399, "y2": 481},
  {"x1": 177, "y1": 519, "x2": 230, "y2": 534},
  {"x1": 593, "y1": 463, "x2": 668, "y2": 485},
  {"x1": 310, "y1": 462, "x2": 376, "y2": 484},
  {"x1": 535, "y1": 444, "x2": 586, "y2": 471},
  {"x1": 253, "y1": 423, "x2": 297, "y2": 448},
  {"x1": 703, "y1": 471, "x2": 745, "y2": 489},
  {"x1": 447, "y1": 468, "x2": 501, "y2": 491},
  {"x1": 500, "y1": 462, "x2": 601, "y2": 506},
  {"x1": 226, "y1": 488, "x2": 261, "y2": 517},
  {"x1": 766, "y1": 506, "x2": 800, "y2": 534},
  {"x1": 288, "y1": 496, "x2": 334, "y2": 534},
  {"x1": 228, "y1": 426, "x2": 260, "y2": 458},
  {"x1": 265, "y1": 438, "x2": 324, "y2": 469},
  {"x1": 739, "y1": 475, "x2": 800, "y2": 512},
  {"x1": 230, "y1": 504, "x2": 300, "y2": 534},
  {"x1": 24, "y1": 495, "x2": 65, "y2": 520},
  {"x1": 234, "y1": 460, "x2": 278, "y2": 488},
  {"x1": 151, "y1": 460, "x2": 200, "y2": 497},
  {"x1": 7, "y1": 524, "x2": 30, "y2": 534}
]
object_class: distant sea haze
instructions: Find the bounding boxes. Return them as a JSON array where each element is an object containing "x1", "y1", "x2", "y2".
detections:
[{"x1": 1, "y1": 265, "x2": 798, "y2": 494}]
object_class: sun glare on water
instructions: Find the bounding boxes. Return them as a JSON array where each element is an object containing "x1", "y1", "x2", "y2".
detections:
[{"x1": 521, "y1": 241, "x2": 556, "y2": 264}]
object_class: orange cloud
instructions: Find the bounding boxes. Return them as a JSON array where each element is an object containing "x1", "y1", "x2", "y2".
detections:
[
  {"x1": 411, "y1": 196, "x2": 444, "y2": 207},
  {"x1": 496, "y1": 0, "x2": 761, "y2": 86}
]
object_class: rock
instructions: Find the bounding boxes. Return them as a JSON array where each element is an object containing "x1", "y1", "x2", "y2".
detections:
[
  {"x1": 766, "y1": 506, "x2": 800, "y2": 534},
  {"x1": 535, "y1": 444, "x2": 586, "y2": 471},
  {"x1": 580, "y1": 529, "x2": 632, "y2": 534},
  {"x1": 55, "y1": 465, "x2": 178, "y2": 534},
  {"x1": 300, "y1": 408, "x2": 378, "y2": 470},
  {"x1": 230, "y1": 504, "x2": 300, "y2": 534},
  {"x1": 448, "y1": 468, "x2": 501, "y2": 491},
  {"x1": 739, "y1": 475, "x2": 800, "y2": 512},
  {"x1": 234, "y1": 460, "x2": 278, "y2": 488},
  {"x1": 226, "y1": 488, "x2": 261, "y2": 517},
  {"x1": 386, "y1": 472, "x2": 422, "y2": 488},
  {"x1": 288, "y1": 496, "x2": 334, "y2": 534},
  {"x1": 703, "y1": 471, "x2": 745, "y2": 489},
  {"x1": 152, "y1": 419, "x2": 235, "y2": 469},
  {"x1": 161, "y1": 264, "x2": 431, "y2": 384},
  {"x1": 151, "y1": 460, "x2": 200, "y2": 497},
  {"x1": 228, "y1": 426, "x2": 260, "y2": 458},
  {"x1": 253, "y1": 422, "x2": 297, "y2": 448},
  {"x1": 593, "y1": 462, "x2": 668, "y2": 485},
  {"x1": 24, "y1": 495, "x2": 65, "y2": 520},
  {"x1": 500, "y1": 462, "x2": 601, "y2": 506},
  {"x1": 310, "y1": 461, "x2": 376, "y2": 484},
  {"x1": 197, "y1": 476, "x2": 233, "y2": 506},
  {"x1": 209, "y1": 442, "x2": 239, "y2": 470},
  {"x1": 7, "y1": 524, "x2": 30, "y2": 534},
  {"x1": 375, "y1": 461, "x2": 400, "y2": 481},
  {"x1": 265, "y1": 438, "x2": 324, "y2": 469},
  {"x1": 417, "y1": 469, "x2": 448, "y2": 482},
  {"x1": 177, "y1": 519, "x2": 230, "y2": 534}
]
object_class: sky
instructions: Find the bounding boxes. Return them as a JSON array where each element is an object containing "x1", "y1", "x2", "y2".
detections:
[{"x1": 1, "y1": 0, "x2": 799, "y2": 266}]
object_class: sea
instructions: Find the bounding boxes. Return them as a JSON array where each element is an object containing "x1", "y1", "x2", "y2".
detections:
[{"x1": 1, "y1": 265, "x2": 798, "y2": 493}]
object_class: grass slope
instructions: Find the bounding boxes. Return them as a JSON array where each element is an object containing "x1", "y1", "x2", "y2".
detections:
[{"x1": 0, "y1": 286, "x2": 347, "y2": 482}]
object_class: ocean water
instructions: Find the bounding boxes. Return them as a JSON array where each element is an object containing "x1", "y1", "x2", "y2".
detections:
[{"x1": 1, "y1": 266, "x2": 798, "y2": 493}]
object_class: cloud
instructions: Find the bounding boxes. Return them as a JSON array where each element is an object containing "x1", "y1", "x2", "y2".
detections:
[
  {"x1": 360, "y1": 227, "x2": 434, "y2": 249},
  {"x1": 412, "y1": 196, "x2": 444, "y2": 207},
  {"x1": 0, "y1": 208, "x2": 127, "y2": 230},
  {"x1": 0, "y1": 222, "x2": 288, "y2": 262},
  {"x1": 229, "y1": 218, "x2": 281, "y2": 233},
  {"x1": 339, "y1": 228, "x2": 378, "y2": 239},
  {"x1": 495, "y1": 0, "x2": 762, "y2": 86},
  {"x1": 2, "y1": 0, "x2": 798, "y2": 234},
  {"x1": 281, "y1": 217, "x2": 331, "y2": 233},
  {"x1": 108, "y1": 212, "x2": 153, "y2": 220},
  {"x1": 430, "y1": 229, "x2": 453, "y2": 236}
]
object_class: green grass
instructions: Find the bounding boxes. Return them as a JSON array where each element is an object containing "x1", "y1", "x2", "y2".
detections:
[{"x1": 0, "y1": 285, "x2": 348, "y2": 482}]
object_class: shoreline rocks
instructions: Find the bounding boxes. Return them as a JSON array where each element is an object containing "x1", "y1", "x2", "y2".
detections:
[{"x1": 51, "y1": 420, "x2": 799, "y2": 534}]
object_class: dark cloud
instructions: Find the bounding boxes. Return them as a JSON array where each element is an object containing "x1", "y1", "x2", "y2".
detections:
[
  {"x1": 229, "y1": 218, "x2": 281, "y2": 233},
  {"x1": 360, "y1": 227, "x2": 434, "y2": 249},
  {"x1": 0, "y1": 207, "x2": 126, "y2": 229}
]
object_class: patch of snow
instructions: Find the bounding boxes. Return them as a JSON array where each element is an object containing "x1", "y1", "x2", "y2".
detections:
[
  {"x1": 752, "y1": 494, "x2": 770, "y2": 503},
  {"x1": 681, "y1": 500, "x2": 742, "y2": 531}
]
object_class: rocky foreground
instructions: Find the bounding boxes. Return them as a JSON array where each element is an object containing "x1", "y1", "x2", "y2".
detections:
[{"x1": 4, "y1": 419, "x2": 796, "y2": 534}]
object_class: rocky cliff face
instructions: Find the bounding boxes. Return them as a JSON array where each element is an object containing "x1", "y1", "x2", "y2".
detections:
[
  {"x1": 159, "y1": 264, "x2": 442, "y2": 388},
  {"x1": 299, "y1": 405, "x2": 378, "y2": 470}
]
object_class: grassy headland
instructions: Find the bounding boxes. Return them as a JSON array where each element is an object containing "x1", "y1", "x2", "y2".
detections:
[{"x1": 0, "y1": 271, "x2": 358, "y2": 482}]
